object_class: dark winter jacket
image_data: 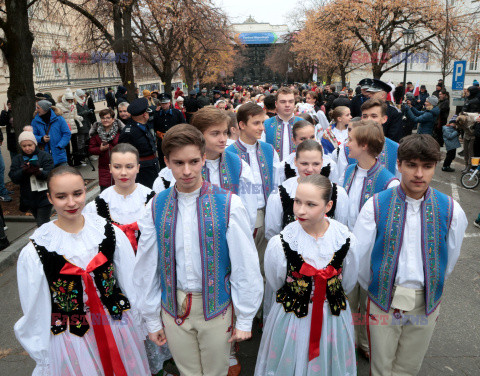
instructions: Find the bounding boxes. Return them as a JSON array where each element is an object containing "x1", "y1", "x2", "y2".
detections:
[
  {"x1": 76, "y1": 102, "x2": 92, "y2": 135},
  {"x1": 0, "y1": 109, "x2": 17, "y2": 152},
  {"x1": 115, "y1": 86, "x2": 128, "y2": 108},
  {"x1": 463, "y1": 86, "x2": 480, "y2": 112},
  {"x1": 31, "y1": 108, "x2": 71, "y2": 166},
  {"x1": 404, "y1": 105, "x2": 440, "y2": 135},
  {"x1": 415, "y1": 91, "x2": 429, "y2": 108},
  {"x1": 437, "y1": 98, "x2": 450, "y2": 128},
  {"x1": 8, "y1": 149, "x2": 54, "y2": 210},
  {"x1": 88, "y1": 132, "x2": 120, "y2": 188},
  {"x1": 106, "y1": 91, "x2": 116, "y2": 109},
  {"x1": 393, "y1": 86, "x2": 405, "y2": 104},
  {"x1": 331, "y1": 96, "x2": 351, "y2": 110}
]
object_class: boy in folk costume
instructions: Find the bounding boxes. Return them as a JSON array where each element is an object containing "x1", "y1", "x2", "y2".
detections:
[
  {"x1": 336, "y1": 99, "x2": 400, "y2": 178},
  {"x1": 342, "y1": 120, "x2": 399, "y2": 361},
  {"x1": 261, "y1": 87, "x2": 303, "y2": 161},
  {"x1": 226, "y1": 102, "x2": 280, "y2": 274},
  {"x1": 354, "y1": 135, "x2": 467, "y2": 375},
  {"x1": 135, "y1": 124, "x2": 263, "y2": 376}
]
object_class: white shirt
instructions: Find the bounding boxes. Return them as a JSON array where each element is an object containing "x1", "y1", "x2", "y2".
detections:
[
  {"x1": 83, "y1": 184, "x2": 153, "y2": 225},
  {"x1": 275, "y1": 151, "x2": 339, "y2": 186},
  {"x1": 331, "y1": 127, "x2": 349, "y2": 145},
  {"x1": 265, "y1": 177, "x2": 349, "y2": 240},
  {"x1": 261, "y1": 115, "x2": 295, "y2": 161},
  {"x1": 344, "y1": 165, "x2": 399, "y2": 230},
  {"x1": 226, "y1": 138, "x2": 235, "y2": 146},
  {"x1": 135, "y1": 187, "x2": 263, "y2": 333},
  {"x1": 205, "y1": 157, "x2": 257, "y2": 231},
  {"x1": 354, "y1": 195, "x2": 467, "y2": 291},
  {"x1": 238, "y1": 139, "x2": 280, "y2": 209},
  {"x1": 14, "y1": 214, "x2": 138, "y2": 374}
]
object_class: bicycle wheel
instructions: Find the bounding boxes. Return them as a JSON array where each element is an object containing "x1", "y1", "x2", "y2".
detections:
[{"x1": 461, "y1": 172, "x2": 480, "y2": 189}]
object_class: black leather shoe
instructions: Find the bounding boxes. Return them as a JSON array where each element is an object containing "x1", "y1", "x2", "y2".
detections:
[
  {"x1": 0, "y1": 237, "x2": 10, "y2": 251},
  {"x1": 442, "y1": 167, "x2": 455, "y2": 172}
]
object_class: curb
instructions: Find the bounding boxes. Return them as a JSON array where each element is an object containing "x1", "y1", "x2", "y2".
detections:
[{"x1": 0, "y1": 184, "x2": 100, "y2": 274}]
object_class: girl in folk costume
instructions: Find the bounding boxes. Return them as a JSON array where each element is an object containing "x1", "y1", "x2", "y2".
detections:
[
  {"x1": 321, "y1": 106, "x2": 351, "y2": 155},
  {"x1": 266, "y1": 139, "x2": 348, "y2": 240},
  {"x1": 331, "y1": 117, "x2": 361, "y2": 182},
  {"x1": 255, "y1": 175, "x2": 358, "y2": 376},
  {"x1": 277, "y1": 120, "x2": 338, "y2": 185},
  {"x1": 83, "y1": 143, "x2": 173, "y2": 375},
  {"x1": 14, "y1": 166, "x2": 150, "y2": 376}
]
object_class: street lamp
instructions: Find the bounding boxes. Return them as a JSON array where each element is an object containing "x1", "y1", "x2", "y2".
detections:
[{"x1": 402, "y1": 29, "x2": 415, "y2": 94}]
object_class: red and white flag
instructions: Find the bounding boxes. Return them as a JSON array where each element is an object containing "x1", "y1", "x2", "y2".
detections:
[
  {"x1": 386, "y1": 82, "x2": 396, "y2": 102},
  {"x1": 413, "y1": 81, "x2": 420, "y2": 96}
]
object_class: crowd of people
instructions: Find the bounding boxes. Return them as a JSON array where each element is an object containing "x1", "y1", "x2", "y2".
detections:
[{"x1": 0, "y1": 77, "x2": 478, "y2": 376}]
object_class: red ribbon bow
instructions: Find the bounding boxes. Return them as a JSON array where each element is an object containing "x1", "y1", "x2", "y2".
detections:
[
  {"x1": 60, "y1": 252, "x2": 127, "y2": 376},
  {"x1": 299, "y1": 263, "x2": 341, "y2": 362},
  {"x1": 115, "y1": 222, "x2": 140, "y2": 253}
]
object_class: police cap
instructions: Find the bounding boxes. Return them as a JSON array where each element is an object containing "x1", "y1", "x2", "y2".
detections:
[
  {"x1": 159, "y1": 93, "x2": 171, "y2": 103},
  {"x1": 367, "y1": 79, "x2": 392, "y2": 93},
  {"x1": 127, "y1": 98, "x2": 149, "y2": 116},
  {"x1": 359, "y1": 78, "x2": 374, "y2": 90}
]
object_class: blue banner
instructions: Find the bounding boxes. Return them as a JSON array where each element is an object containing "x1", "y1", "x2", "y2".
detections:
[{"x1": 236, "y1": 32, "x2": 278, "y2": 45}]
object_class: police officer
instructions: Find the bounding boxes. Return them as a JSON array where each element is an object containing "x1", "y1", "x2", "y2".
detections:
[
  {"x1": 366, "y1": 78, "x2": 404, "y2": 142},
  {"x1": 118, "y1": 98, "x2": 159, "y2": 188},
  {"x1": 350, "y1": 78, "x2": 372, "y2": 118},
  {"x1": 153, "y1": 93, "x2": 185, "y2": 168},
  {"x1": 197, "y1": 88, "x2": 211, "y2": 107},
  {"x1": 184, "y1": 90, "x2": 202, "y2": 124}
]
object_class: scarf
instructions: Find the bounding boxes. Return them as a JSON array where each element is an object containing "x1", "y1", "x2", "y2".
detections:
[
  {"x1": 22, "y1": 150, "x2": 40, "y2": 166},
  {"x1": 97, "y1": 121, "x2": 119, "y2": 143}
]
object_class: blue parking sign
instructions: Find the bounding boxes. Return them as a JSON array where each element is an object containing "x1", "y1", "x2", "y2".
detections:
[{"x1": 452, "y1": 61, "x2": 467, "y2": 91}]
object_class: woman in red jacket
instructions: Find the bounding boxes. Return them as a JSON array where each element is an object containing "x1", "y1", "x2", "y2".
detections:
[{"x1": 88, "y1": 108, "x2": 125, "y2": 191}]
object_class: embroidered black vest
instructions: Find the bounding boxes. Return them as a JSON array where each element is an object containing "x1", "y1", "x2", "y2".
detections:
[
  {"x1": 280, "y1": 183, "x2": 338, "y2": 227},
  {"x1": 33, "y1": 221, "x2": 130, "y2": 336},
  {"x1": 94, "y1": 191, "x2": 156, "y2": 225},
  {"x1": 276, "y1": 234, "x2": 349, "y2": 318},
  {"x1": 162, "y1": 177, "x2": 171, "y2": 189},
  {"x1": 285, "y1": 161, "x2": 296, "y2": 180},
  {"x1": 320, "y1": 164, "x2": 331, "y2": 179}
]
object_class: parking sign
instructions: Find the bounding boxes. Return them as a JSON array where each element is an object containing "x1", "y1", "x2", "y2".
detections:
[{"x1": 452, "y1": 61, "x2": 467, "y2": 91}]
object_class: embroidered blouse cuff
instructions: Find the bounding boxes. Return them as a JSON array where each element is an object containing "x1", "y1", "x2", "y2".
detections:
[
  {"x1": 235, "y1": 318, "x2": 253, "y2": 332},
  {"x1": 145, "y1": 318, "x2": 164, "y2": 333},
  {"x1": 33, "y1": 362, "x2": 50, "y2": 376}
]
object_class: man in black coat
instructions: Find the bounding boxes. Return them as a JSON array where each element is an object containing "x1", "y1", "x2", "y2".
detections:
[
  {"x1": 153, "y1": 93, "x2": 185, "y2": 168},
  {"x1": 184, "y1": 90, "x2": 202, "y2": 124},
  {"x1": 367, "y1": 79, "x2": 404, "y2": 142},
  {"x1": 105, "y1": 87, "x2": 116, "y2": 110},
  {"x1": 119, "y1": 98, "x2": 159, "y2": 188},
  {"x1": 331, "y1": 91, "x2": 351, "y2": 110},
  {"x1": 463, "y1": 86, "x2": 480, "y2": 112},
  {"x1": 350, "y1": 79, "x2": 373, "y2": 118}
]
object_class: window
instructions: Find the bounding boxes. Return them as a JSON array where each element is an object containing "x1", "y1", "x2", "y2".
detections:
[
  {"x1": 53, "y1": 62, "x2": 60, "y2": 77},
  {"x1": 34, "y1": 60, "x2": 43, "y2": 77},
  {"x1": 469, "y1": 43, "x2": 479, "y2": 71}
]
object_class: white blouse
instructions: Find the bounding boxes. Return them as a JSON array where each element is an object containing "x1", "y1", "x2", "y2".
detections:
[
  {"x1": 354, "y1": 196, "x2": 467, "y2": 291},
  {"x1": 265, "y1": 177, "x2": 349, "y2": 240},
  {"x1": 83, "y1": 184, "x2": 153, "y2": 225},
  {"x1": 263, "y1": 219, "x2": 359, "y2": 318},
  {"x1": 134, "y1": 187, "x2": 264, "y2": 334},
  {"x1": 152, "y1": 167, "x2": 175, "y2": 194},
  {"x1": 14, "y1": 214, "x2": 138, "y2": 374},
  {"x1": 275, "y1": 151, "x2": 339, "y2": 186},
  {"x1": 237, "y1": 139, "x2": 280, "y2": 210},
  {"x1": 343, "y1": 166, "x2": 399, "y2": 231}
]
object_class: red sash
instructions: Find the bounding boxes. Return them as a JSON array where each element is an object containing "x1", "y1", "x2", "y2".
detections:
[
  {"x1": 299, "y1": 263, "x2": 341, "y2": 362},
  {"x1": 60, "y1": 252, "x2": 128, "y2": 376},
  {"x1": 115, "y1": 222, "x2": 140, "y2": 252}
]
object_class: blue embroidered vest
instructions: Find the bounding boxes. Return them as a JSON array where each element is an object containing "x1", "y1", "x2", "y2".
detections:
[
  {"x1": 343, "y1": 161, "x2": 397, "y2": 211},
  {"x1": 369, "y1": 186, "x2": 454, "y2": 315},
  {"x1": 202, "y1": 151, "x2": 242, "y2": 194},
  {"x1": 344, "y1": 137, "x2": 399, "y2": 175},
  {"x1": 152, "y1": 181, "x2": 233, "y2": 321},
  {"x1": 227, "y1": 140, "x2": 275, "y2": 202},
  {"x1": 264, "y1": 115, "x2": 302, "y2": 159}
]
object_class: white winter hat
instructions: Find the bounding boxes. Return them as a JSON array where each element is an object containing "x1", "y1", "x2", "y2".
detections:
[
  {"x1": 64, "y1": 88, "x2": 74, "y2": 100},
  {"x1": 18, "y1": 131, "x2": 38, "y2": 145},
  {"x1": 76, "y1": 89, "x2": 85, "y2": 97},
  {"x1": 176, "y1": 96, "x2": 184, "y2": 102}
]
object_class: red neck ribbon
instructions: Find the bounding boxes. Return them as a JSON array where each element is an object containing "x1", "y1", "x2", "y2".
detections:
[
  {"x1": 60, "y1": 252, "x2": 128, "y2": 376},
  {"x1": 299, "y1": 263, "x2": 341, "y2": 362},
  {"x1": 115, "y1": 222, "x2": 140, "y2": 253}
]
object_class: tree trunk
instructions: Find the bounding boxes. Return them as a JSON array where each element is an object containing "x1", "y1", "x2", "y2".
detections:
[
  {"x1": 372, "y1": 64, "x2": 383, "y2": 79},
  {"x1": 163, "y1": 72, "x2": 174, "y2": 98},
  {"x1": 3, "y1": 0, "x2": 36, "y2": 140},
  {"x1": 339, "y1": 67, "x2": 347, "y2": 88}
]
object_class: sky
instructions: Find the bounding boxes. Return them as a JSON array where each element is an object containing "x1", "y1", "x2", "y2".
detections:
[{"x1": 212, "y1": 0, "x2": 300, "y2": 29}]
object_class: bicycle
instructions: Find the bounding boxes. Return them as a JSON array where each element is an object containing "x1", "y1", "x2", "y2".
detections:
[{"x1": 461, "y1": 157, "x2": 480, "y2": 189}]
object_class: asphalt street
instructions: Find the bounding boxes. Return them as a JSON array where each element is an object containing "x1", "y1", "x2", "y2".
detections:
[{"x1": 0, "y1": 159, "x2": 479, "y2": 375}]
